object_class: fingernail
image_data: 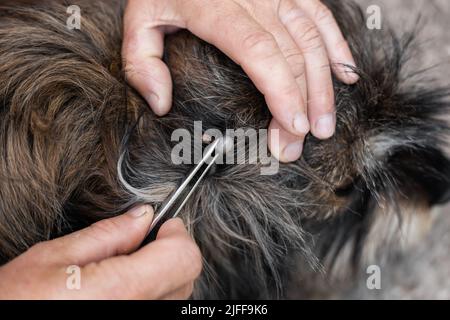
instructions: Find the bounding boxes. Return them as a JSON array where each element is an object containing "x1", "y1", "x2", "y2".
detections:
[
  {"x1": 334, "y1": 63, "x2": 359, "y2": 84},
  {"x1": 283, "y1": 141, "x2": 303, "y2": 162},
  {"x1": 293, "y1": 113, "x2": 310, "y2": 135},
  {"x1": 128, "y1": 205, "x2": 153, "y2": 218},
  {"x1": 345, "y1": 64, "x2": 359, "y2": 82},
  {"x1": 314, "y1": 114, "x2": 336, "y2": 139},
  {"x1": 146, "y1": 93, "x2": 162, "y2": 115}
]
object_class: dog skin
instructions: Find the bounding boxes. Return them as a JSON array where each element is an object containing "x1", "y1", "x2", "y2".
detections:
[{"x1": 0, "y1": 0, "x2": 449, "y2": 299}]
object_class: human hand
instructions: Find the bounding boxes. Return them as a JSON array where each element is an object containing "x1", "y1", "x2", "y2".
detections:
[
  {"x1": 0, "y1": 205, "x2": 202, "y2": 299},
  {"x1": 122, "y1": 0, "x2": 358, "y2": 163}
]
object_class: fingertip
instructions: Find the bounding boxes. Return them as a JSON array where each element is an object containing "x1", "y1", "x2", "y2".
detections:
[
  {"x1": 166, "y1": 217, "x2": 185, "y2": 228},
  {"x1": 269, "y1": 119, "x2": 305, "y2": 163},
  {"x1": 122, "y1": 23, "x2": 173, "y2": 117},
  {"x1": 127, "y1": 204, "x2": 154, "y2": 218},
  {"x1": 332, "y1": 62, "x2": 359, "y2": 84},
  {"x1": 154, "y1": 219, "x2": 202, "y2": 280},
  {"x1": 145, "y1": 91, "x2": 171, "y2": 117},
  {"x1": 125, "y1": 58, "x2": 173, "y2": 116},
  {"x1": 293, "y1": 112, "x2": 310, "y2": 135},
  {"x1": 266, "y1": 89, "x2": 309, "y2": 137},
  {"x1": 268, "y1": 134, "x2": 281, "y2": 162},
  {"x1": 281, "y1": 141, "x2": 304, "y2": 163},
  {"x1": 344, "y1": 69, "x2": 360, "y2": 84},
  {"x1": 157, "y1": 218, "x2": 187, "y2": 239},
  {"x1": 311, "y1": 113, "x2": 336, "y2": 140}
]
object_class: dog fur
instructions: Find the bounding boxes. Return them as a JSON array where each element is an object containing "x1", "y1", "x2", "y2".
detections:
[{"x1": 0, "y1": 0, "x2": 449, "y2": 299}]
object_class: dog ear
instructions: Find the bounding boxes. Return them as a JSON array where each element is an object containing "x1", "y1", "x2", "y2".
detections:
[
  {"x1": 362, "y1": 76, "x2": 450, "y2": 207},
  {"x1": 385, "y1": 145, "x2": 450, "y2": 206}
]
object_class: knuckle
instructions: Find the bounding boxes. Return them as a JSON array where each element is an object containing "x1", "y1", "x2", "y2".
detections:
[
  {"x1": 27, "y1": 241, "x2": 58, "y2": 264},
  {"x1": 28, "y1": 241, "x2": 48, "y2": 258},
  {"x1": 123, "y1": 58, "x2": 138, "y2": 77},
  {"x1": 122, "y1": 50, "x2": 146, "y2": 75},
  {"x1": 279, "y1": 0, "x2": 297, "y2": 15},
  {"x1": 89, "y1": 219, "x2": 121, "y2": 239},
  {"x1": 284, "y1": 51, "x2": 306, "y2": 79},
  {"x1": 280, "y1": 83, "x2": 301, "y2": 99},
  {"x1": 122, "y1": 31, "x2": 139, "y2": 55},
  {"x1": 282, "y1": 9, "x2": 325, "y2": 53},
  {"x1": 291, "y1": 62, "x2": 306, "y2": 80},
  {"x1": 284, "y1": 47, "x2": 303, "y2": 62},
  {"x1": 280, "y1": 6, "x2": 304, "y2": 25},
  {"x1": 241, "y1": 30, "x2": 277, "y2": 57},
  {"x1": 88, "y1": 259, "x2": 138, "y2": 299},
  {"x1": 299, "y1": 24, "x2": 322, "y2": 52},
  {"x1": 122, "y1": 33, "x2": 145, "y2": 66},
  {"x1": 29, "y1": 241, "x2": 46, "y2": 253},
  {"x1": 314, "y1": 4, "x2": 333, "y2": 24}
]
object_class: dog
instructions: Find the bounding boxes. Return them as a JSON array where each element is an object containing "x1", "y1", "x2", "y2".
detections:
[{"x1": 0, "y1": 0, "x2": 449, "y2": 299}]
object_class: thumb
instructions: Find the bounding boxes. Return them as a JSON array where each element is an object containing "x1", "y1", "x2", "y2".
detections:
[
  {"x1": 122, "y1": 0, "x2": 173, "y2": 116},
  {"x1": 49, "y1": 205, "x2": 154, "y2": 266}
]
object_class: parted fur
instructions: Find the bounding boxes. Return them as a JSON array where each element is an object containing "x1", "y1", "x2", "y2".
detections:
[{"x1": 0, "y1": 0, "x2": 449, "y2": 299}]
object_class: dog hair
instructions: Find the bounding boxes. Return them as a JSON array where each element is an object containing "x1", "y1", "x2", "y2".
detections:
[{"x1": 0, "y1": 0, "x2": 449, "y2": 299}]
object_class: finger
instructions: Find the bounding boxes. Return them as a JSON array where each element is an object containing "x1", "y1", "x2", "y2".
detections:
[
  {"x1": 181, "y1": 0, "x2": 309, "y2": 137},
  {"x1": 46, "y1": 205, "x2": 154, "y2": 266},
  {"x1": 268, "y1": 118, "x2": 305, "y2": 162},
  {"x1": 264, "y1": 19, "x2": 308, "y2": 118},
  {"x1": 279, "y1": 6, "x2": 335, "y2": 140},
  {"x1": 297, "y1": 0, "x2": 359, "y2": 84},
  {"x1": 161, "y1": 282, "x2": 195, "y2": 300},
  {"x1": 122, "y1": 0, "x2": 173, "y2": 115},
  {"x1": 82, "y1": 218, "x2": 202, "y2": 299}
]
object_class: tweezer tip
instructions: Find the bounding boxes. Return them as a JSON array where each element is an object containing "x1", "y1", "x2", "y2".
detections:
[{"x1": 212, "y1": 135, "x2": 234, "y2": 156}]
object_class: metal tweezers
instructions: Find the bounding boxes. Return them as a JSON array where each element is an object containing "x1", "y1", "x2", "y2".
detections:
[{"x1": 142, "y1": 137, "x2": 230, "y2": 244}]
